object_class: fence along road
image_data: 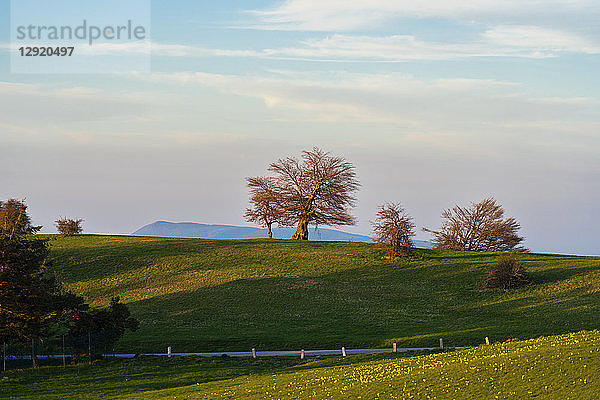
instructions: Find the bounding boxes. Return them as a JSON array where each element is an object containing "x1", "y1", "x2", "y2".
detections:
[{"x1": 8, "y1": 345, "x2": 467, "y2": 360}]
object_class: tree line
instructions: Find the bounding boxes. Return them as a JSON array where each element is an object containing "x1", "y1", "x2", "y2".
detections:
[{"x1": 246, "y1": 148, "x2": 526, "y2": 256}]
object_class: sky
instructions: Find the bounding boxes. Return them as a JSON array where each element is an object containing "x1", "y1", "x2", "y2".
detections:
[{"x1": 0, "y1": 0, "x2": 599, "y2": 255}]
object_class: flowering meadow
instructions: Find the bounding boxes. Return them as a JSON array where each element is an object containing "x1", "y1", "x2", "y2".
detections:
[
  {"x1": 179, "y1": 331, "x2": 600, "y2": 399},
  {"x1": 3, "y1": 331, "x2": 599, "y2": 399}
]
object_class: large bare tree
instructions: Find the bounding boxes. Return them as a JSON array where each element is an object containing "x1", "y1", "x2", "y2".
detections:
[
  {"x1": 245, "y1": 176, "x2": 283, "y2": 239},
  {"x1": 371, "y1": 203, "x2": 415, "y2": 257},
  {"x1": 254, "y1": 147, "x2": 359, "y2": 240},
  {"x1": 423, "y1": 197, "x2": 526, "y2": 252}
]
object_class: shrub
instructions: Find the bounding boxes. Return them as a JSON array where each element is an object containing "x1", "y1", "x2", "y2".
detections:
[
  {"x1": 55, "y1": 218, "x2": 84, "y2": 236},
  {"x1": 371, "y1": 203, "x2": 415, "y2": 257},
  {"x1": 483, "y1": 253, "x2": 530, "y2": 290}
]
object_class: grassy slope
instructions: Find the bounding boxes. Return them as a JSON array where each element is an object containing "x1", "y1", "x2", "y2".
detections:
[
  {"x1": 46, "y1": 235, "x2": 600, "y2": 352},
  {"x1": 3, "y1": 331, "x2": 600, "y2": 399}
]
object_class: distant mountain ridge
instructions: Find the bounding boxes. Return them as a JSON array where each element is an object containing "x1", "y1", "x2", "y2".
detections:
[{"x1": 133, "y1": 221, "x2": 432, "y2": 248}]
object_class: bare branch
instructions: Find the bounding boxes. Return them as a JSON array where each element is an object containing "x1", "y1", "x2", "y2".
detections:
[
  {"x1": 253, "y1": 147, "x2": 360, "y2": 240},
  {"x1": 55, "y1": 218, "x2": 84, "y2": 236},
  {"x1": 245, "y1": 176, "x2": 285, "y2": 239},
  {"x1": 424, "y1": 197, "x2": 526, "y2": 252},
  {"x1": 371, "y1": 203, "x2": 415, "y2": 257}
]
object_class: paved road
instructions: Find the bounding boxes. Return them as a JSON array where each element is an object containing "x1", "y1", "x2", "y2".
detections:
[
  {"x1": 142, "y1": 347, "x2": 442, "y2": 358},
  {"x1": 10, "y1": 346, "x2": 465, "y2": 360}
]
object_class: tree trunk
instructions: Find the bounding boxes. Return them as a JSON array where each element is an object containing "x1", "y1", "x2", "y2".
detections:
[
  {"x1": 31, "y1": 338, "x2": 37, "y2": 369},
  {"x1": 267, "y1": 223, "x2": 273, "y2": 239},
  {"x1": 292, "y1": 217, "x2": 309, "y2": 240}
]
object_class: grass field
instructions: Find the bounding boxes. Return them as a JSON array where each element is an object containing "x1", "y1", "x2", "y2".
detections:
[
  {"x1": 3, "y1": 331, "x2": 599, "y2": 399},
  {"x1": 44, "y1": 235, "x2": 600, "y2": 353}
]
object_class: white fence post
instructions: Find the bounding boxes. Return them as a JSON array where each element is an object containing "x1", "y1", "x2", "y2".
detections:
[
  {"x1": 167, "y1": 346, "x2": 172, "y2": 358},
  {"x1": 341, "y1": 347, "x2": 347, "y2": 357}
]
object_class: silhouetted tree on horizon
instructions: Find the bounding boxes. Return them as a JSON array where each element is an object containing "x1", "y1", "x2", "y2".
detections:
[
  {"x1": 55, "y1": 217, "x2": 84, "y2": 236},
  {"x1": 249, "y1": 148, "x2": 359, "y2": 240},
  {"x1": 372, "y1": 202, "x2": 415, "y2": 257},
  {"x1": 423, "y1": 197, "x2": 526, "y2": 252},
  {"x1": 245, "y1": 176, "x2": 284, "y2": 239}
]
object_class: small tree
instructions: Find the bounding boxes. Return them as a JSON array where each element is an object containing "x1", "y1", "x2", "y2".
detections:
[
  {"x1": 371, "y1": 203, "x2": 415, "y2": 257},
  {"x1": 0, "y1": 198, "x2": 41, "y2": 236},
  {"x1": 265, "y1": 147, "x2": 360, "y2": 240},
  {"x1": 424, "y1": 197, "x2": 526, "y2": 252},
  {"x1": 483, "y1": 253, "x2": 530, "y2": 290},
  {"x1": 55, "y1": 218, "x2": 84, "y2": 236},
  {"x1": 245, "y1": 177, "x2": 283, "y2": 239}
]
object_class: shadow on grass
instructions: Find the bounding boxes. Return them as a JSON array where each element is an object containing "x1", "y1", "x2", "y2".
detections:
[
  {"x1": 114, "y1": 251, "x2": 600, "y2": 354},
  {"x1": 530, "y1": 264, "x2": 600, "y2": 285},
  {"x1": 44, "y1": 237, "x2": 600, "y2": 355},
  {"x1": 48, "y1": 237, "x2": 377, "y2": 284},
  {"x1": 2, "y1": 356, "x2": 312, "y2": 399}
]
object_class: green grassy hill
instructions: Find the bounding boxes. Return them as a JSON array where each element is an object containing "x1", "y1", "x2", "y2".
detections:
[
  {"x1": 4, "y1": 331, "x2": 600, "y2": 399},
  {"x1": 124, "y1": 331, "x2": 600, "y2": 400},
  {"x1": 46, "y1": 235, "x2": 600, "y2": 352}
]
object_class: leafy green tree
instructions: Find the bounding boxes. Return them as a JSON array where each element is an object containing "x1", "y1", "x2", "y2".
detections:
[
  {"x1": 0, "y1": 199, "x2": 87, "y2": 367},
  {"x1": 0, "y1": 198, "x2": 41, "y2": 235},
  {"x1": 70, "y1": 297, "x2": 139, "y2": 355}
]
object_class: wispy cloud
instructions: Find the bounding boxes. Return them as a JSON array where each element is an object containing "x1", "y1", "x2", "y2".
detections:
[
  {"x1": 139, "y1": 71, "x2": 599, "y2": 144},
  {"x1": 79, "y1": 41, "x2": 191, "y2": 56},
  {"x1": 171, "y1": 26, "x2": 600, "y2": 61},
  {"x1": 0, "y1": 81, "x2": 177, "y2": 144},
  {"x1": 3, "y1": 23, "x2": 597, "y2": 63},
  {"x1": 482, "y1": 25, "x2": 600, "y2": 54},
  {"x1": 249, "y1": 0, "x2": 598, "y2": 31},
  {"x1": 261, "y1": 27, "x2": 600, "y2": 62}
]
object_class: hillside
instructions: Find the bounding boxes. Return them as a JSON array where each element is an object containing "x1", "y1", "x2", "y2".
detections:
[
  {"x1": 140, "y1": 331, "x2": 600, "y2": 399},
  {"x1": 125, "y1": 331, "x2": 600, "y2": 399},
  {"x1": 47, "y1": 235, "x2": 600, "y2": 353},
  {"x1": 4, "y1": 331, "x2": 600, "y2": 399}
]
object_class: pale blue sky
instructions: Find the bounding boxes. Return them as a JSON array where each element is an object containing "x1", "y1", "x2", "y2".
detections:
[{"x1": 0, "y1": 0, "x2": 599, "y2": 254}]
